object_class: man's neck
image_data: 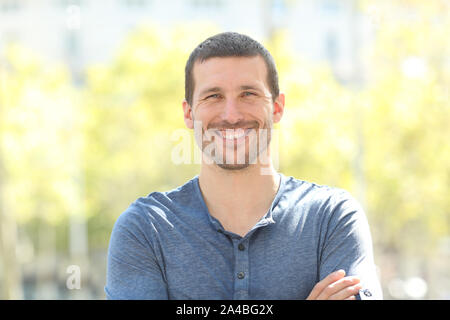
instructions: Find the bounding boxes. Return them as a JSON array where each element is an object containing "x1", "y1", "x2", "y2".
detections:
[{"x1": 198, "y1": 162, "x2": 280, "y2": 237}]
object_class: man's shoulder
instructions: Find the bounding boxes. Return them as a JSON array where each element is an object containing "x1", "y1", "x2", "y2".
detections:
[
  {"x1": 282, "y1": 174, "x2": 353, "y2": 204},
  {"x1": 280, "y1": 174, "x2": 363, "y2": 221},
  {"x1": 115, "y1": 176, "x2": 199, "y2": 227}
]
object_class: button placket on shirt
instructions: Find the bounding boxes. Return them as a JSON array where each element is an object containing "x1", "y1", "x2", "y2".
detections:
[{"x1": 233, "y1": 237, "x2": 250, "y2": 299}]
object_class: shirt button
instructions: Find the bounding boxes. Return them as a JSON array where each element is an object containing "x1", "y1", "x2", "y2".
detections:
[
  {"x1": 237, "y1": 272, "x2": 245, "y2": 279},
  {"x1": 238, "y1": 243, "x2": 245, "y2": 251}
]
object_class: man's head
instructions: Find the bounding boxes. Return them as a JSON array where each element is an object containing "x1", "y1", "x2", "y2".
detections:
[
  {"x1": 182, "y1": 32, "x2": 284, "y2": 171},
  {"x1": 184, "y1": 32, "x2": 280, "y2": 107}
]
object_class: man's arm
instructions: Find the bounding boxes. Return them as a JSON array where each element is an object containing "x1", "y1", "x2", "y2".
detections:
[
  {"x1": 306, "y1": 270, "x2": 361, "y2": 300},
  {"x1": 308, "y1": 190, "x2": 382, "y2": 300},
  {"x1": 105, "y1": 209, "x2": 169, "y2": 299}
]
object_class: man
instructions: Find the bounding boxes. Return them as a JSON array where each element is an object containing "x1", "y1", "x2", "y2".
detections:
[{"x1": 105, "y1": 32, "x2": 382, "y2": 300}]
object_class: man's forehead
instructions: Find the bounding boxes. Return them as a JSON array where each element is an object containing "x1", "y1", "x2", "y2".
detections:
[{"x1": 192, "y1": 56, "x2": 268, "y2": 90}]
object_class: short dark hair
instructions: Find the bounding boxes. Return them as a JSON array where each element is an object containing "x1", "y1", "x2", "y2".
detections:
[{"x1": 184, "y1": 32, "x2": 280, "y2": 106}]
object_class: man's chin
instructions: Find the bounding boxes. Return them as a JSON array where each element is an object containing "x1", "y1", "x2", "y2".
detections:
[{"x1": 216, "y1": 162, "x2": 251, "y2": 171}]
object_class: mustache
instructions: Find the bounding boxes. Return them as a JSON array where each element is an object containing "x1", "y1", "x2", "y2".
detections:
[{"x1": 206, "y1": 120, "x2": 260, "y2": 130}]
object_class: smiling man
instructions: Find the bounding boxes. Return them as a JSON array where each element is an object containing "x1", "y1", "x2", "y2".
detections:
[{"x1": 105, "y1": 32, "x2": 382, "y2": 300}]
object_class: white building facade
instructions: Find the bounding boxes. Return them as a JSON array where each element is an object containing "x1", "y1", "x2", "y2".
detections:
[{"x1": 0, "y1": 0, "x2": 373, "y2": 84}]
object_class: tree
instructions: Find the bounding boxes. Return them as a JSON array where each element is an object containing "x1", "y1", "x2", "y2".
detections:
[{"x1": 0, "y1": 43, "x2": 82, "y2": 298}]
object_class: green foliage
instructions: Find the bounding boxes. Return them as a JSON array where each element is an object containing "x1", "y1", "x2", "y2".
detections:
[
  {"x1": 271, "y1": 1, "x2": 450, "y2": 257},
  {"x1": 361, "y1": 0, "x2": 450, "y2": 254},
  {"x1": 1, "y1": 44, "x2": 80, "y2": 227}
]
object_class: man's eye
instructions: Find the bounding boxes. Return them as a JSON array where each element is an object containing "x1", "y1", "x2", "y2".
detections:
[
  {"x1": 206, "y1": 94, "x2": 220, "y2": 99},
  {"x1": 242, "y1": 91, "x2": 256, "y2": 97}
]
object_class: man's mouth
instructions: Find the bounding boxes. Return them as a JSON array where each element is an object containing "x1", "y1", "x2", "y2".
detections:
[{"x1": 213, "y1": 128, "x2": 254, "y2": 141}]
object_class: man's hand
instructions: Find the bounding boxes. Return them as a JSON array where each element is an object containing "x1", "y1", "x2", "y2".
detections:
[{"x1": 306, "y1": 270, "x2": 362, "y2": 300}]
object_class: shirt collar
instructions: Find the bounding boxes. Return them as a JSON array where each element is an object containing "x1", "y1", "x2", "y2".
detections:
[{"x1": 192, "y1": 172, "x2": 286, "y2": 236}]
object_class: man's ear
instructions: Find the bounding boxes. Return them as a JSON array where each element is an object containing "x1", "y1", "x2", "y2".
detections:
[
  {"x1": 272, "y1": 92, "x2": 285, "y2": 124},
  {"x1": 182, "y1": 99, "x2": 194, "y2": 129}
]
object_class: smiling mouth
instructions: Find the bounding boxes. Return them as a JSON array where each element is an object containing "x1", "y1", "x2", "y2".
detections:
[{"x1": 213, "y1": 128, "x2": 254, "y2": 141}]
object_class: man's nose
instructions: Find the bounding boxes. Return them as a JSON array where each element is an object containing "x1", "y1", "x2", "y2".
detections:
[{"x1": 221, "y1": 98, "x2": 244, "y2": 124}]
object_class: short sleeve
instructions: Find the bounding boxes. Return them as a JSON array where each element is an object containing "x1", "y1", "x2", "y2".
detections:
[
  {"x1": 105, "y1": 207, "x2": 169, "y2": 299},
  {"x1": 318, "y1": 190, "x2": 383, "y2": 299}
]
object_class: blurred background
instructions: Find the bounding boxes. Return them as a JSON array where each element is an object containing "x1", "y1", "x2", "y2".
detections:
[{"x1": 0, "y1": 0, "x2": 449, "y2": 299}]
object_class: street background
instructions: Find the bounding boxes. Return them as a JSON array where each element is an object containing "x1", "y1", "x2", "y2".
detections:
[{"x1": 0, "y1": 0, "x2": 449, "y2": 299}]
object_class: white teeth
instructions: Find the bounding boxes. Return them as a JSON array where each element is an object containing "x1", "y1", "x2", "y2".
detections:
[
  {"x1": 216, "y1": 129, "x2": 250, "y2": 140},
  {"x1": 225, "y1": 131, "x2": 244, "y2": 139}
]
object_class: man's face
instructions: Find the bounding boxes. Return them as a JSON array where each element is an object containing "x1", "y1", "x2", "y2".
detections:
[{"x1": 183, "y1": 56, "x2": 284, "y2": 170}]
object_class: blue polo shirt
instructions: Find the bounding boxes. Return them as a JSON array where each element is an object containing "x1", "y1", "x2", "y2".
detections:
[{"x1": 105, "y1": 173, "x2": 382, "y2": 299}]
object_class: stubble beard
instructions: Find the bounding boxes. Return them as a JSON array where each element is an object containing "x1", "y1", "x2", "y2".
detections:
[{"x1": 194, "y1": 117, "x2": 273, "y2": 171}]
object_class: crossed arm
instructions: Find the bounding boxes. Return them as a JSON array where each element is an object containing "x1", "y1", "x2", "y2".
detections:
[{"x1": 306, "y1": 269, "x2": 362, "y2": 300}]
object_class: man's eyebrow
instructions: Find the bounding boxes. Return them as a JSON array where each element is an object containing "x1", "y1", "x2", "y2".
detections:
[
  {"x1": 239, "y1": 85, "x2": 261, "y2": 91},
  {"x1": 198, "y1": 85, "x2": 262, "y2": 98},
  {"x1": 199, "y1": 87, "x2": 222, "y2": 97}
]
